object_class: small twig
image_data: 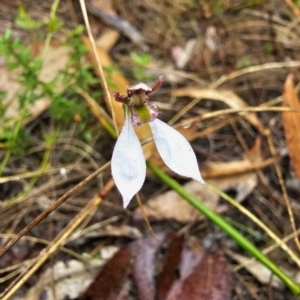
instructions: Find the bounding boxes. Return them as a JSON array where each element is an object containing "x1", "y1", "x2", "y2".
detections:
[
  {"x1": 0, "y1": 195, "x2": 102, "y2": 300},
  {"x1": 0, "y1": 178, "x2": 116, "y2": 299},
  {"x1": 73, "y1": 86, "x2": 117, "y2": 138},
  {"x1": 178, "y1": 106, "x2": 300, "y2": 126},
  {"x1": 86, "y1": 1, "x2": 147, "y2": 50},
  {"x1": 79, "y1": 0, "x2": 119, "y2": 136},
  {"x1": 0, "y1": 162, "x2": 110, "y2": 258},
  {"x1": 211, "y1": 61, "x2": 300, "y2": 88},
  {"x1": 265, "y1": 129, "x2": 300, "y2": 251},
  {"x1": 135, "y1": 193, "x2": 156, "y2": 237},
  {"x1": 206, "y1": 182, "x2": 300, "y2": 268},
  {"x1": 283, "y1": 0, "x2": 300, "y2": 17}
]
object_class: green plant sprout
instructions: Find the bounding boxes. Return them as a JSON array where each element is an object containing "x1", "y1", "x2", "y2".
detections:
[
  {"x1": 130, "y1": 52, "x2": 152, "y2": 81},
  {"x1": 15, "y1": 5, "x2": 45, "y2": 30},
  {"x1": 0, "y1": 7, "x2": 101, "y2": 192}
]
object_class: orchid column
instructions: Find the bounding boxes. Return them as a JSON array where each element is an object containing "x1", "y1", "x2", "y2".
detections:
[{"x1": 111, "y1": 76, "x2": 204, "y2": 207}]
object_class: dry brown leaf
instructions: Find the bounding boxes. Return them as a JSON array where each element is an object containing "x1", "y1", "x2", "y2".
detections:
[
  {"x1": 80, "y1": 246, "x2": 132, "y2": 300},
  {"x1": 172, "y1": 87, "x2": 265, "y2": 134},
  {"x1": 166, "y1": 250, "x2": 231, "y2": 300},
  {"x1": 134, "y1": 181, "x2": 219, "y2": 223},
  {"x1": 82, "y1": 224, "x2": 142, "y2": 240},
  {"x1": 283, "y1": 73, "x2": 300, "y2": 178},
  {"x1": 90, "y1": 0, "x2": 116, "y2": 15},
  {"x1": 201, "y1": 158, "x2": 275, "y2": 178},
  {"x1": 81, "y1": 233, "x2": 231, "y2": 300},
  {"x1": 214, "y1": 172, "x2": 258, "y2": 202},
  {"x1": 25, "y1": 260, "x2": 102, "y2": 300},
  {"x1": 231, "y1": 252, "x2": 284, "y2": 289},
  {"x1": 133, "y1": 172, "x2": 257, "y2": 222},
  {"x1": 202, "y1": 137, "x2": 276, "y2": 178},
  {"x1": 96, "y1": 28, "x2": 120, "y2": 52}
]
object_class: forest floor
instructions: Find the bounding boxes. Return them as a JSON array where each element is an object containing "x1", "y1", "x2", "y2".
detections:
[{"x1": 1, "y1": 0, "x2": 300, "y2": 299}]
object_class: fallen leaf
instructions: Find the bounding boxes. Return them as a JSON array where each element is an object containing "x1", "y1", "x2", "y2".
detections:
[
  {"x1": 134, "y1": 181, "x2": 218, "y2": 222},
  {"x1": 282, "y1": 73, "x2": 300, "y2": 178},
  {"x1": 96, "y1": 28, "x2": 120, "y2": 51},
  {"x1": 166, "y1": 250, "x2": 231, "y2": 300},
  {"x1": 201, "y1": 158, "x2": 274, "y2": 178},
  {"x1": 231, "y1": 252, "x2": 283, "y2": 288},
  {"x1": 87, "y1": 0, "x2": 147, "y2": 50},
  {"x1": 202, "y1": 137, "x2": 276, "y2": 178},
  {"x1": 81, "y1": 224, "x2": 142, "y2": 240},
  {"x1": 131, "y1": 234, "x2": 168, "y2": 300},
  {"x1": 156, "y1": 235, "x2": 184, "y2": 299},
  {"x1": 80, "y1": 233, "x2": 167, "y2": 300},
  {"x1": 133, "y1": 172, "x2": 257, "y2": 222},
  {"x1": 80, "y1": 246, "x2": 132, "y2": 300},
  {"x1": 80, "y1": 233, "x2": 232, "y2": 300},
  {"x1": 25, "y1": 259, "x2": 102, "y2": 300},
  {"x1": 172, "y1": 87, "x2": 265, "y2": 134},
  {"x1": 214, "y1": 172, "x2": 258, "y2": 202}
]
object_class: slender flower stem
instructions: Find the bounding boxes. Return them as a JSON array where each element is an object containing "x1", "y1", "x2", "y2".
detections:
[{"x1": 147, "y1": 162, "x2": 300, "y2": 295}]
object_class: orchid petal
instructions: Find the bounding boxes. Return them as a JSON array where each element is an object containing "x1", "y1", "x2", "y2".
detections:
[
  {"x1": 149, "y1": 119, "x2": 204, "y2": 184},
  {"x1": 111, "y1": 114, "x2": 146, "y2": 207}
]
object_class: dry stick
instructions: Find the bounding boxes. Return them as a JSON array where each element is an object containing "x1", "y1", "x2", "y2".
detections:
[
  {"x1": 175, "y1": 106, "x2": 300, "y2": 267},
  {"x1": 177, "y1": 107, "x2": 300, "y2": 127},
  {"x1": 135, "y1": 193, "x2": 156, "y2": 237},
  {"x1": 207, "y1": 181, "x2": 300, "y2": 268},
  {"x1": 176, "y1": 105, "x2": 300, "y2": 129},
  {"x1": 74, "y1": 86, "x2": 113, "y2": 128},
  {"x1": 168, "y1": 96, "x2": 199, "y2": 126},
  {"x1": 265, "y1": 129, "x2": 300, "y2": 251},
  {"x1": 202, "y1": 106, "x2": 300, "y2": 119},
  {"x1": 283, "y1": 0, "x2": 300, "y2": 17},
  {"x1": 210, "y1": 61, "x2": 300, "y2": 89},
  {"x1": 0, "y1": 162, "x2": 110, "y2": 258},
  {"x1": 0, "y1": 195, "x2": 102, "y2": 300},
  {"x1": 228, "y1": 122, "x2": 300, "y2": 267},
  {"x1": 0, "y1": 233, "x2": 86, "y2": 265},
  {"x1": 79, "y1": 0, "x2": 119, "y2": 136},
  {"x1": 169, "y1": 61, "x2": 300, "y2": 125}
]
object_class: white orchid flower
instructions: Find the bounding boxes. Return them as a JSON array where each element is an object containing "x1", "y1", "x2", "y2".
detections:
[{"x1": 111, "y1": 76, "x2": 204, "y2": 207}]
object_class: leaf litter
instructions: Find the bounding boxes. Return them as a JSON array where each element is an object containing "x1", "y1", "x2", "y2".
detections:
[
  {"x1": 282, "y1": 73, "x2": 300, "y2": 179},
  {"x1": 2, "y1": 1, "x2": 300, "y2": 299},
  {"x1": 80, "y1": 233, "x2": 232, "y2": 300}
]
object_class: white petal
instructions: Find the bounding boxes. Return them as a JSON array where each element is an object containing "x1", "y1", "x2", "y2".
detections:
[
  {"x1": 149, "y1": 119, "x2": 204, "y2": 184},
  {"x1": 111, "y1": 115, "x2": 146, "y2": 207}
]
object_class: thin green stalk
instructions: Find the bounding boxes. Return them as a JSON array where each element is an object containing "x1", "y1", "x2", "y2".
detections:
[
  {"x1": 147, "y1": 162, "x2": 300, "y2": 295},
  {"x1": 42, "y1": 0, "x2": 61, "y2": 59}
]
